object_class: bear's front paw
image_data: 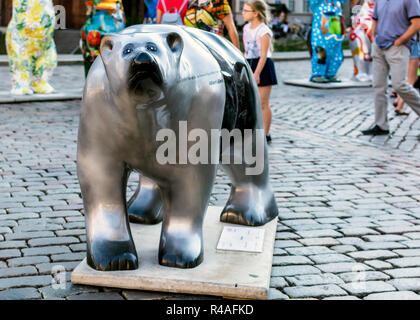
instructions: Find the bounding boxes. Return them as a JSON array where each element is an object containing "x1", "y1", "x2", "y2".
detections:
[
  {"x1": 11, "y1": 87, "x2": 33, "y2": 95},
  {"x1": 159, "y1": 231, "x2": 203, "y2": 268},
  {"x1": 87, "y1": 238, "x2": 138, "y2": 271}
]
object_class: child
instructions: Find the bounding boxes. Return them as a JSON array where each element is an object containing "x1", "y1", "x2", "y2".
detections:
[{"x1": 242, "y1": 0, "x2": 277, "y2": 143}]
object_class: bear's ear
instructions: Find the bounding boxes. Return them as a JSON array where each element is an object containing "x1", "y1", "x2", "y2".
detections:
[
  {"x1": 100, "y1": 35, "x2": 114, "y2": 61},
  {"x1": 166, "y1": 32, "x2": 183, "y2": 56}
]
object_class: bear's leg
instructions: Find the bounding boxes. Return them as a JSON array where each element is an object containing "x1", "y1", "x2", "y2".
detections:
[
  {"x1": 158, "y1": 165, "x2": 216, "y2": 268},
  {"x1": 6, "y1": 27, "x2": 33, "y2": 95},
  {"x1": 325, "y1": 42, "x2": 344, "y2": 79},
  {"x1": 78, "y1": 154, "x2": 138, "y2": 271},
  {"x1": 310, "y1": 44, "x2": 328, "y2": 80},
  {"x1": 32, "y1": 30, "x2": 57, "y2": 94},
  {"x1": 127, "y1": 174, "x2": 163, "y2": 224},
  {"x1": 220, "y1": 131, "x2": 278, "y2": 226}
]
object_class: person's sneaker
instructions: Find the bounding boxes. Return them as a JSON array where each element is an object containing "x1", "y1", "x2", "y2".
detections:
[
  {"x1": 266, "y1": 135, "x2": 272, "y2": 144},
  {"x1": 361, "y1": 125, "x2": 390, "y2": 135}
]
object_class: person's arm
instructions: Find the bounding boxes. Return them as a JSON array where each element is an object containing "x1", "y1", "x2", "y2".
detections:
[
  {"x1": 253, "y1": 33, "x2": 270, "y2": 85},
  {"x1": 222, "y1": 13, "x2": 240, "y2": 49},
  {"x1": 341, "y1": 16, "x2": 346, "y2": 36},
  {"x1": 157, "y1": 9, "x2": 163, "y2": 24},
  {"x1": 371, "y1": 19, "x2": 377, "y2": 43},
  {"x1": 371, "y1": 0, "x2": 378, "y2": 42},
  {"x1": 394, "y1": 18, "x2": 420, "y2": 46}
]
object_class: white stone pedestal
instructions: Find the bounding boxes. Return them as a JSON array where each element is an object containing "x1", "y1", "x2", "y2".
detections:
[
  {"x1": 71, "y1": 206, "x2": 277, "y2": 300},
  {"x1": 284, "y1": 78, "x2": 372, "y2": 89}
]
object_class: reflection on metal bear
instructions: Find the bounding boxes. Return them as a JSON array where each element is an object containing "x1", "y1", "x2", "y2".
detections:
[
  {"x1": 349, "y1": 0, "x2": 375, "y2": 82},
  {"x1": 309, "y1": 0, "x2": 347, "y2": 83},
  {"x1": 77, "y1": 25, "x2": 279, "y2": 271},
  {"x1": 80, "y1": 0, "x2": 125, "y2": 76}
]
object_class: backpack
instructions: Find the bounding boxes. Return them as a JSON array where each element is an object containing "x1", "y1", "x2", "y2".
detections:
[{"x1": 161, "y1": 0, "x2": 189, "y2": 25}]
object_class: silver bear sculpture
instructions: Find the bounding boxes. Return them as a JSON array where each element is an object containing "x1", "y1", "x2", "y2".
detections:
[{"x1": 77, "y1": 24, "x2": 278, "y2": 271}]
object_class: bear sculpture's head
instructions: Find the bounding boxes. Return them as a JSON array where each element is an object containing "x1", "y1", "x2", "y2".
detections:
[{"x1": 99, "y1": 30, "x2": 184, "y2": 104}]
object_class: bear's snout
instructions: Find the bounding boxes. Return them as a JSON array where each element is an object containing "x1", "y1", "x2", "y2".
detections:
[
  {"x1": 134, "y1": 52, "x2": 154, "y2": 65},
  {"x1": 129, "y1": 51, "x2": 163, "y2": 92}
]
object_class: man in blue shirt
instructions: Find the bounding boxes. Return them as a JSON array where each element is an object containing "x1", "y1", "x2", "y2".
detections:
[{"x1": 362, "y1": 0, "x2": 420, "y2": 135}]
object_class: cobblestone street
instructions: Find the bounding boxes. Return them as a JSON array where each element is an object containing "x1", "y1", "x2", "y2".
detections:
[{"x1": 1, "y1": 57, "x2": 420, "y2": 300}]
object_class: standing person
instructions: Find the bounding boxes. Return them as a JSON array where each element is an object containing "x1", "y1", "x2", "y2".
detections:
[
  {"x1": 242, "y1": 0, "x2": 278, "y2": 143},
  {"x1": 184, "y1": 0, "x2": 240, "y2": 49},
  {"x1": 156, "y1": 0, "x2": 189, "y2": 24},
  {"x1": 362, "y1": 0, "x2": 420, "y2": 136}
]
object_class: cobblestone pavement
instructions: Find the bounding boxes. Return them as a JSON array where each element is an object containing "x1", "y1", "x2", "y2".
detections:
[{"x1": 1, "y1": 58, "x2": 420, "y2": 300}]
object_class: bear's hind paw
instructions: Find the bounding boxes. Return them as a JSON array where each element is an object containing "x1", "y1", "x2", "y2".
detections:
[{"x1": 87, "y1": 238, "x2": 139, "y2": 271}]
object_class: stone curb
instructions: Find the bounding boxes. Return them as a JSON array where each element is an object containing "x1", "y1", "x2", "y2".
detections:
[
  {"x1": 271, "y1": 50, "x2": 352, "y2": 61},
  {"x1": 0, "y1": 55, "x2": 84, "y2": 67},
  {"x1": 0, "y1": 91, "x2": 83, "y2": 104}
]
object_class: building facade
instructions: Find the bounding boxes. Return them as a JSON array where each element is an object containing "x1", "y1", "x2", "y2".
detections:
[
  {"x1": 0, "y1": 0, "x2": 351, "y2": 29},
  {"x1": 0, "y1": 0, "x2": 145, "y2": 28},
  {"x1": 231, "y1": 0, "x2": 351, "y2": 26}
]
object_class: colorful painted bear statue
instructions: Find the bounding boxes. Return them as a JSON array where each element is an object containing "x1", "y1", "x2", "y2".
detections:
[
  {"x1": 80, "y1": 0, "x2": 125, "y2": 76},
  {"x1": 6, "y1": 0, "x2": 57, "y2": 95},
  {"x1": 349, "y1": 0, "x2": 375, "y2": 82},
  {"x1": 309, "y1": 0, "x2": 347, "y2": 83}
]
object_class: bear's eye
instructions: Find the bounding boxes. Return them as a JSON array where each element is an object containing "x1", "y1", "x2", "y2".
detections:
[
  {"x1": 146, "y1": 43, "x2": 157, "y2": 52},
  {"x1": 123, "y1": 48, "x2": 133, "y2": 55}
]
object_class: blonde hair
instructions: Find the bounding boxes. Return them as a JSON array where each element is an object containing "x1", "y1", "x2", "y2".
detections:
[{"x1": 245, "y1": 0, "x2": 271, "y2": 25}]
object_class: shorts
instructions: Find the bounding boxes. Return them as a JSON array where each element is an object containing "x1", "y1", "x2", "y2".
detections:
[
  {"x1": 247, "y1": 57, "x2": 278, "y2": 87},
  {"x1": 410, "y1": 41, "x2": 420, "y2": 59}
]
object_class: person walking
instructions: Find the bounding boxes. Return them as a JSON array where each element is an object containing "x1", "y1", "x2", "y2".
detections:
[
  {"x1": 362, "y1": 0, "x2": 420, "y2": 135},
  {"x1": 184, "y1": 0, "x2": 240, "y2": 49},
  {"x1": 242, "y1": 0, "x2": 278, "y2": 143}
]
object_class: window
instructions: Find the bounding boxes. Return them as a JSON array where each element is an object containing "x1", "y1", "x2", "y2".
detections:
[
  {"x1": 303, "y1": 0, "x2": 310, "y2": 12},
  {"x1": 288, "y1": 0, "x2": 295, "y2": 12}
]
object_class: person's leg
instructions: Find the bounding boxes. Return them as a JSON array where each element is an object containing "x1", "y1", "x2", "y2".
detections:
[
  {"x1": 258, "y1": 85, "x2": 272, "y2": 137},
  {"x1": 395, "y1": 57, "x2": 419, "y2": 113},
  {"x1": 372, "y1": 44, "x2": 390, "y2": 130},
  {"x1": 387, "y1": 46, "x2": 420, "y2": 117}
]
